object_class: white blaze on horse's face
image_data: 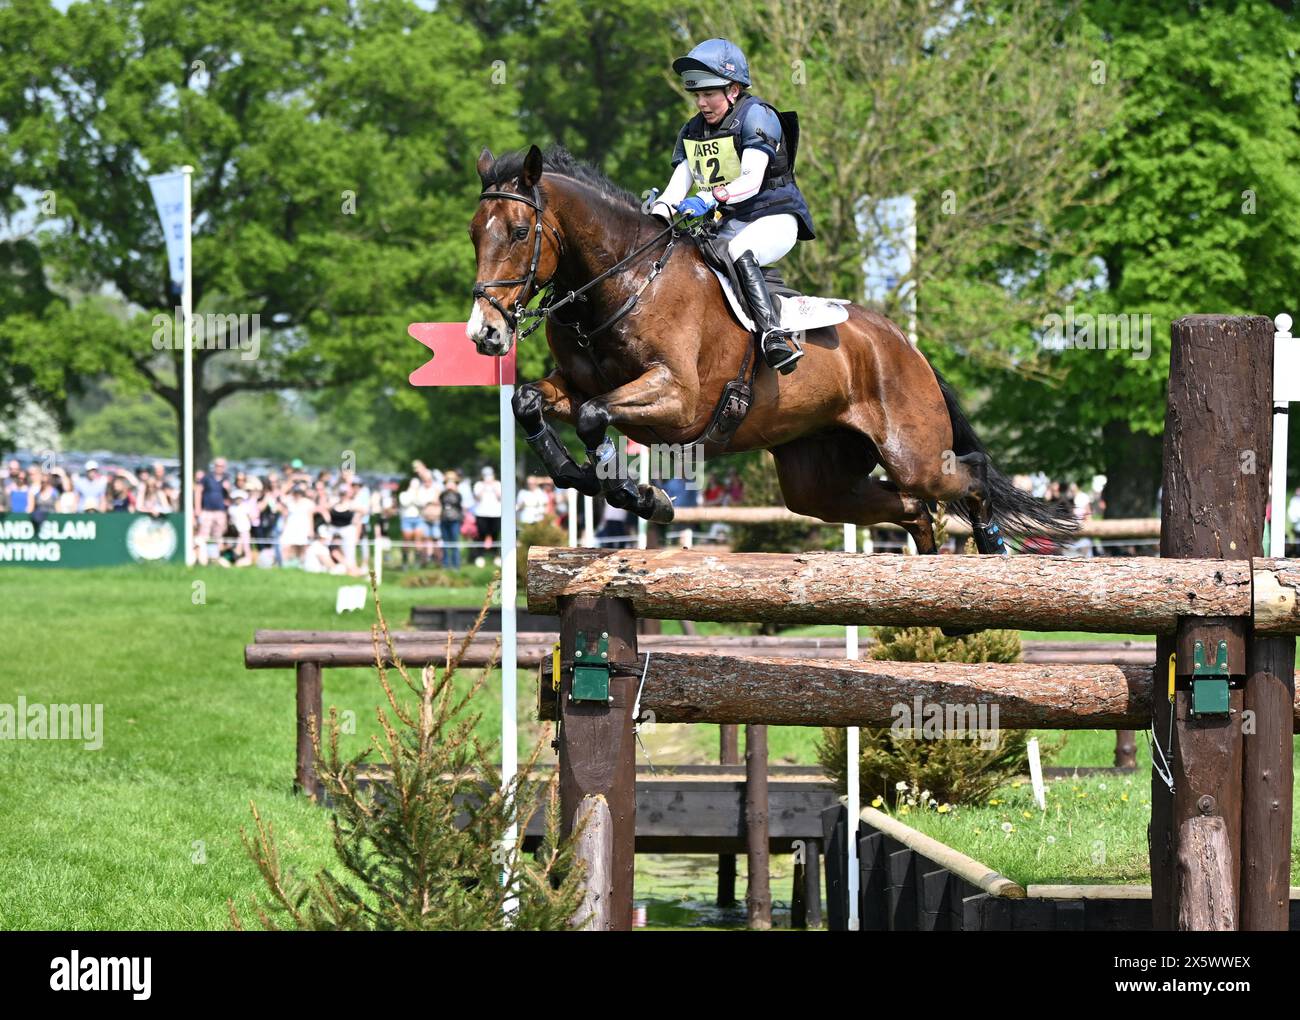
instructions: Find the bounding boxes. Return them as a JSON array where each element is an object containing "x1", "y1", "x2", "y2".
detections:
[
  {"x1": 467, "y1": 299, "x2": 514, "y2": 357},
  {"x1": 467, "y1": 209, "x2": 519, "y2": 356}
]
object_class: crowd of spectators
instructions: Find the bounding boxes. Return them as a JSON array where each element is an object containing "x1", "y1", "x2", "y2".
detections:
[
  {"x1": 6, "y1": 455, "x2": 1298, "y2": 562},
  {"x1": 1, "y1": 458, "x2": 176, "y2": 517}
]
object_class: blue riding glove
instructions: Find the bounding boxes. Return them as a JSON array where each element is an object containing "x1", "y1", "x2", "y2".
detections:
[{"x1": 677, "y1": 194, "x2": 717, "y2": 219}]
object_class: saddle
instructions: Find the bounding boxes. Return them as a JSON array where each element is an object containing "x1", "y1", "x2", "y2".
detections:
[
  {"x1": 694, "y1": 232, "x2": 850, "y2": 332},
  {"x1": 684, "y1": 232, "x2": 847, "y2": 450},
  {"x1": 694, "y1": 232, "x2": 802, "y2": 308}
]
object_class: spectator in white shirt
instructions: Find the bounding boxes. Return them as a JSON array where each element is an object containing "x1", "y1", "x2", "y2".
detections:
[
  {"x1": 473, "y1": 466, "x2": 503, "y2": 551},
  {"x1": 75, "y1": 461, "x2": 109, "y2": 512},
  {"x1": 516, "y1": 475, "x2": 550, "y2": 526}
]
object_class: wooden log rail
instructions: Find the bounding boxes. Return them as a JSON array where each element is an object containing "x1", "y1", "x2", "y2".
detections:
[
  {"x1": 246, "y1": 630, "x2": 1157, "y2": 797},
  {"x1": 528, "y1": 548, "x2": 1300, "y2": 636},
  {"x1": 671, "y1": 506, "x2": 1162, "y2": 540},
  {"x1": 538, "y1": 652, "x2": 1300, "y2": 730},
  {"x1": 859, "y1": 806, "x2": 1024, "y2": 899},
  {"x1": 248, "y1": 629, "x2": 1156, "y2": 665}
]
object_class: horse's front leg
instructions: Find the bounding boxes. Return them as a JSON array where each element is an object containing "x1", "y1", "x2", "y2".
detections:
[
  {"x1": 511, "y1": 371, "x2": 600, "y2": 496},
  {"x1": 574, "y1": 363, "x2": 692, "y2": 524}
]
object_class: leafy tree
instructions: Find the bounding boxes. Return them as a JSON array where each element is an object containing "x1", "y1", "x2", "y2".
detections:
[
  {"x1": 0, "y1": 0, "x2": 523, "y2": 476},
  {"x1": 65, "y1": 382, "x2": 176, "y2": 456},
  {"x1": 0, "y1": 236, "x2": 76, "y2": 448},
  {"x1": 981, "y1": 0, "x2": 1300, "y2": 509},
  {"x1": 445, "y1": 0, "x2": 685, "y2": 190}
]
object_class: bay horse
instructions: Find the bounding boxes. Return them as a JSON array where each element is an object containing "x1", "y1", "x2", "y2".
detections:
[{"x1": 467, "y1": 144, "x2": 1074, "y2": 554}]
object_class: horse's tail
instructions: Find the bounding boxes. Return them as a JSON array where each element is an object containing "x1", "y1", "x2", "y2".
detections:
[{"x1": 931, "y1": 368, "x2": 1078, "y2": 540}]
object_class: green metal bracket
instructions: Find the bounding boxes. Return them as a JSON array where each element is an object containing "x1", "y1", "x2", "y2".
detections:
[
  {"x1": 1190, "y1": 640, "x2": 1230, "y2": 718},
  {"x1": 571, "y1": 630, "x2": 611, "y2": 704}
]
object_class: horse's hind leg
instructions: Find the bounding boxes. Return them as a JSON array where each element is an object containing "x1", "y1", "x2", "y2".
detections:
[
  {"x1": 953, "y1": 452, "x2": 1007, "y2": 555},
  {"x1": 864, "y1": 425, "x2": 1008, "y2": 556},
  {"x1": 769, "y1": 432, "x2": 939, "y2": 552}
]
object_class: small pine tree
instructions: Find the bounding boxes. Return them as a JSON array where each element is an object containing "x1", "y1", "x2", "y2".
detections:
[{"x1": 229, "y1": 575, "x2": 585, "y2": 930}]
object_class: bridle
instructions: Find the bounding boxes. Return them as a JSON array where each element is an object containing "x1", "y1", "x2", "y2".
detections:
[
  {"x1": 473, "y1": 180, "x2": 695, "y2": 344},
  {"x1": 472, "y1": 183, "x2": 564, "y2": 337}
]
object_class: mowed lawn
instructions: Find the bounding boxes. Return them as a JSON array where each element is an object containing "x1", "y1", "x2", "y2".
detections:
[
  {"x1": 0, "y1": 564, "x2": 507, "y2": 931},
  {"x1": 1, "y1": 566, "x2": 1296, "y2": 928}
]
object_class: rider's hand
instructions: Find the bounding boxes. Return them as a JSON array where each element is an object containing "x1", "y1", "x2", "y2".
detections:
[{"x1": 677, "y1": 194, "x2": 717, "y2": 219}]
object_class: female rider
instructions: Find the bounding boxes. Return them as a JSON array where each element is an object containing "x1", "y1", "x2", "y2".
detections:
[{"x1": 651, "y1": 38, "x2": 816, "y2": 375}]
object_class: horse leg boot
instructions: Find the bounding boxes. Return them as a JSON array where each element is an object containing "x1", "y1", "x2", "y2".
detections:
[
  {"x1": 956, "y1": 451, "x2": 1008, "y2": 556},
  {"x1": 574, "y1": 402, "x2": 675, "y2": 524},
  {"x1": 735, "y1": 250, "x2": 802, "y2": 375},
  {"x1": 511, "y1": 386, "x2": 600, "y2": 496}
]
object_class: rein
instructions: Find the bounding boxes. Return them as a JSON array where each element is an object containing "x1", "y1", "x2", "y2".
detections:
[{"x1": 475, "y1": 183, "x2": 695, "y2": 342}]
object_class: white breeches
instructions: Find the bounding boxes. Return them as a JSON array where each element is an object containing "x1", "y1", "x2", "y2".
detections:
[{"x1": 715, "y1": 214, "x2": 798, "y2": 266}]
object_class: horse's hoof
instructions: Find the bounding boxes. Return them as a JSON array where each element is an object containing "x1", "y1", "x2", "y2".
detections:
[
  {"x1": 643, "y1": 485, "x2": 675, "y2": 524},
  {"x1": 940, "y1": 625, "x2": 980, "y2": 638}
]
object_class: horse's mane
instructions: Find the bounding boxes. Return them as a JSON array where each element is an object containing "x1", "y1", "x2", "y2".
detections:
[{"x1": 484, "y1": 144, "x2": 645, "y2": 214}]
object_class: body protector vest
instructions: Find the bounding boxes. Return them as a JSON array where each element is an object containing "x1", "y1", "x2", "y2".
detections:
[{"x1": 673, "y1": 93, "x2": 815, "y2": 241}]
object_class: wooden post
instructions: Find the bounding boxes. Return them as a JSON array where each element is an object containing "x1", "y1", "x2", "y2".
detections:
[
  {"x1": 1152, "y1": 314, "x2": 1273, "y2": 930},
  {"x1": 717, "y1": 724, "x2": 739, "y2": 908},
  {"x1": 803, "y1": 837, "x2": 822, "y2": 929},
  {"x1": 789, "y1": 840, "x2": 822, "y2": 929},
  {"x1": 294, "y1": 661, "x2": 322, "y2": 799},
  {"x1": 744, "y1": 723, "x2": 771, "y2": 929},
  {"x1": 791, "y1": 857, "x2": 806, "y2": 929},
  {"x1": 1242, "y1": 614, "x2": 1297, "y2": 925},
  {"x1": 556, "y1": 594, "x2": 638, "y2": 931},
  {"x1": 1114, "y1": 730, "x2": 1137, "y2": 769}
]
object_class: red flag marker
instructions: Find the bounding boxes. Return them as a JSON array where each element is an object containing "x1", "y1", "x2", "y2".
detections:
[{"x1": 408, "y1": 322, "x2": 516, "y2": 386}]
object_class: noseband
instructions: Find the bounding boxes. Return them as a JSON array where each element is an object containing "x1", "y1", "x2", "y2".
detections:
[{"x1": 472, "y1": 184, "x2": 564, "y2": 336}]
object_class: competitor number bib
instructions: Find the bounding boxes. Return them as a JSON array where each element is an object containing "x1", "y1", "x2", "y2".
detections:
[{"x1": 684, "y1": 136, "x2": 743, "y2": 192}]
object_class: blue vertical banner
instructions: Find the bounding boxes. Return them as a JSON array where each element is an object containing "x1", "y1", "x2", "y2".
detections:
[{"x1": 147, "y1": 171, "x2": 187, "y2": 289}]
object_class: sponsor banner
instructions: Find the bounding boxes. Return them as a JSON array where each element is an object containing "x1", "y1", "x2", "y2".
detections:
[{"x1": 0, "y1": 513, "x2": 182, "y2": 567}]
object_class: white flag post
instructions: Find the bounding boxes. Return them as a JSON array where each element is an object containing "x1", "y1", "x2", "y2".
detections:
[
  {"x1": 1271, "y1": 314, "x2": 1298, "y2": 557},
  {"x1": 635, "y1": 441, "x2": 650, "y2": 549},
  {"x1": 148, "y1": 167, "x2": 195, "y2": 565},
  {"x1": 182, "y1": 167, "x2": 194, "y2": 566},
  {"x1": 499, "y1": 383, "x2": 519, "y2": 912}
]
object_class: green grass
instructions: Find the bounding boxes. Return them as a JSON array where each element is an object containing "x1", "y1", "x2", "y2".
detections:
[
  {"x1": 892, "y1": 773, "x2": 1155, "y2": 886},
  {"x1": 0, "y1": 564, "x2": 515, "y2": 930},
  {"x1": 0, "y1": 566, "x2": 1294, "y2": 928}
]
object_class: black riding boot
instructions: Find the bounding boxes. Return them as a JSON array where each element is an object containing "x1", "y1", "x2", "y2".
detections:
[{"x1": 735, "y1": 250, "x2": 802, "y2": 375}]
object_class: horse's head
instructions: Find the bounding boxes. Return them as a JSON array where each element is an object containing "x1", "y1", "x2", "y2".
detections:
[{"x1": 467, "y1": 144, "x2": 563, "y2": 357}]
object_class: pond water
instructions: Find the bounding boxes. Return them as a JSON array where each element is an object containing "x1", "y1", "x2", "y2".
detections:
[{"x1": 634, "y1": 852, "x2": 802, "y2": 929}]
